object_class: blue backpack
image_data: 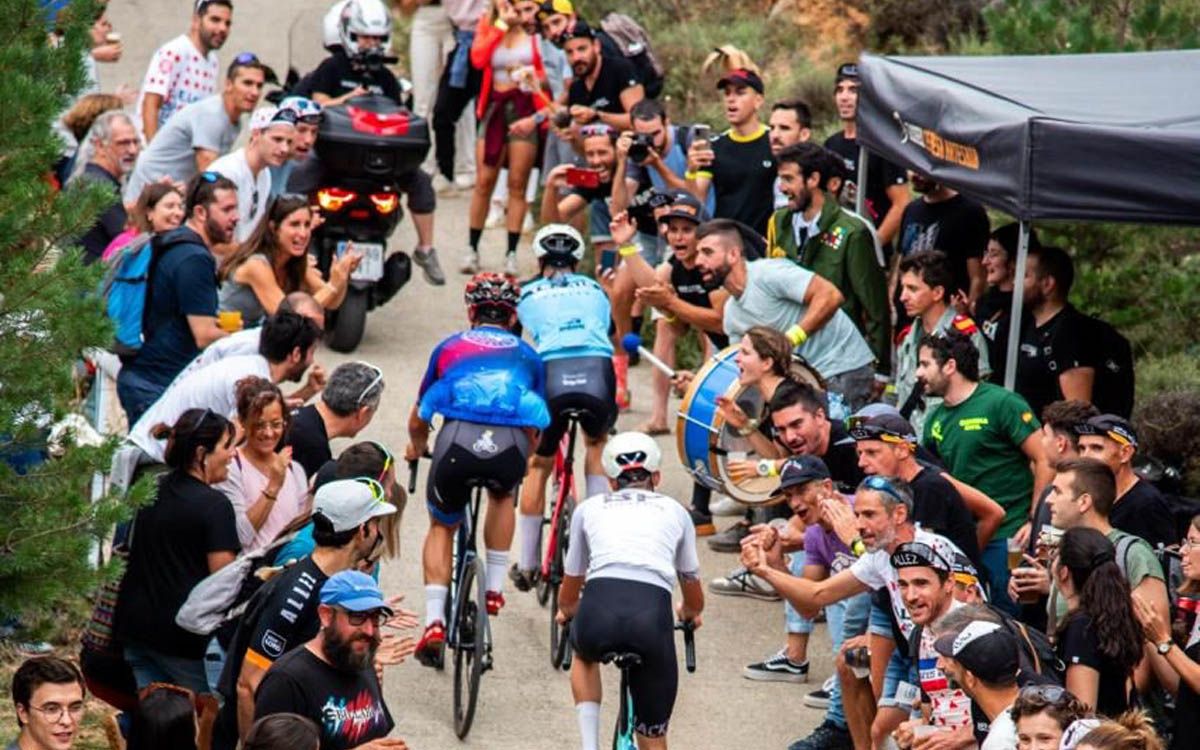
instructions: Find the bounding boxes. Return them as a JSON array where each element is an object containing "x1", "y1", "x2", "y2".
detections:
[{"x1": 99, "y1": 234, "x2": 154, "y2": 356}]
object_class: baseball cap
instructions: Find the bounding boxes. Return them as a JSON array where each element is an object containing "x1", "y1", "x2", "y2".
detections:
[
  {"x1": 538, "y1": 0, "x2": 574, "y2": 18},
  {"x1": 278, "y1": 95, "x2": 323, "y2": 123},
  {"x1": 848, "y1": 413, "x2": 917, "y2": 446},
  {"x1": 560, "y1": 17, "x2": 596, "y2": 41},
  {"x1": 835, "y1": 62, "x2": 859, "y2": 83},
  {"x1": 659, "y1": 192, "x2": 709, "y2": 225},
  {"x1": 313, "y1": 478, "x2": 397, "y2": 533},
  {"x1": 1075, "y1": 413, "x2": 1138, "y2": 449},
  {"x1": 717, "y1": 68, "x2": 764, "y2": 95},
  {"x1": 933, "y1": 620, "x2": 1020, "y2": 684},
  {"x1": 320, "y1": 570, "x2": 394, "y2": 615},
  {"x1": 951, "y1": 552, "x2": 980, "y2": 587},
  {"x1": 890, "y1": 541, "x2": 953, "y2": 574},
  {"x1": 777, "y1": 455, "x2": 831, "y2": 491},
  {"x1": 250, "y1": 106, "x2": 297, "y2": 132}
]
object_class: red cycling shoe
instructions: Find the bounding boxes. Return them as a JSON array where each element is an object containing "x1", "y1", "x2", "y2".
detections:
[
  {"x1": 486, "y1": 591, "x2": 506, "y2": 616},
  {"x1": 415, "y1": 621, "x2": 445, "y2": 667}
]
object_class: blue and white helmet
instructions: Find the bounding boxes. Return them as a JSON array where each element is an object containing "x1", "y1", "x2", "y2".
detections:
[{"x1": 278, "y1": 96, "x2": 324, "y2": 123}]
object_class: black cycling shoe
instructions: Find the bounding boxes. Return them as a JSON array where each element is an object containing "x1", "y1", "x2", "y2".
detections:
[{"x1": 508, "y1": 563, "x2": 538, "y2": 592}]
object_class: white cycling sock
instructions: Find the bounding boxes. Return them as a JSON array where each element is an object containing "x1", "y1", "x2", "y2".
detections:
[
  {"x1": 424, "y1": 584, "x2": 448, "y2": 627},
  {"x1": 485, "y1": 549, "x2": 508, "y2": 594},
  {"x1": 585, "y1": 474, "x2": 609, "y2": 499},
  {"x1": 576, "y1": 701, "x2": 601, "y2": 750},
  {"x1": 518, "y1": 513, "x2": 543, "y2": 571}
]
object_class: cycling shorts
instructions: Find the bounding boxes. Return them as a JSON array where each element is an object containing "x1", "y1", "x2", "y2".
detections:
[
  {"x1": 427, "y1": 420, "x2": 530, "y2": 526},
  {"x1": 535, "y1": 356, "x2": 617, "y2": 457},
  {"x1": 570, "y1": 578, "x2": 677, "y2": 738}
]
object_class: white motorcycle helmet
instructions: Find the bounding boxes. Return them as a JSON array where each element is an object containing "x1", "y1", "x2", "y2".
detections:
[
  {"x1": 338, "y1": 0, "x2": 392, "y2": 57},
  {"x1": 532, "y1": 223, "x2": 585, "y2": 267},
  {"x1": 321, "y1": 0, "x2": 351, "y2": 51},
  {"x1": 601, "y1": 432, "x2": 663, "y2": 480}
]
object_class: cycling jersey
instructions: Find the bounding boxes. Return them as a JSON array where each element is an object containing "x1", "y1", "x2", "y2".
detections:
[
  {"x1": 564, "y1": 489, "x2": 700, "y2": 593},
  {"x1": 417, "y1": 328, "x2": 550, "y2": 429},
  {"x1": 517, "y1": 273, "x2": 614, "y2": 362}
]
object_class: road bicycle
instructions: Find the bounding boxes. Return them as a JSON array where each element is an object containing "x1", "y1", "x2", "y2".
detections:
[{"x1": 602, "y1": 621, "x2": 696, "y2": 750}]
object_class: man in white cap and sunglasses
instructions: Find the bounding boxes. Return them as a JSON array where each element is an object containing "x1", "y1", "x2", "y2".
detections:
[
  {"x1": 209, "y1": 105, "x2": 296, "y2": 243},
  {"x1": 932, "y1": 620, "x2": 1023, "y2": 750}
]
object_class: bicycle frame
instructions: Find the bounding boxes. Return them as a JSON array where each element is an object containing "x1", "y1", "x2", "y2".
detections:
[
  {"x1": 446, "y1": 485, "x2": 484, "y2": 651},
  {"x1": 542, "y1": 415, "x2": 580, "y2": 581}
]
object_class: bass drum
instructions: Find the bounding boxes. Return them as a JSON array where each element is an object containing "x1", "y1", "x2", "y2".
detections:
[{"x1": 676, "y1": 346, "x2": 824, "y2": 505}]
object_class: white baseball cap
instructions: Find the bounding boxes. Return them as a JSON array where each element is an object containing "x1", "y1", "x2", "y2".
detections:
[{"x1": 313, "y1": 479, "x2": 396, "y2": 533}]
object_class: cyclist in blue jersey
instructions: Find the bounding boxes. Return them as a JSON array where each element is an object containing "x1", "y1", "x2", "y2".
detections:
[
  {"x1": 405, "y1": 272, "x2": 551, "y2": 666},
  {"x1": 510, "y1": 223, "x2": 619, "y2": 592}
]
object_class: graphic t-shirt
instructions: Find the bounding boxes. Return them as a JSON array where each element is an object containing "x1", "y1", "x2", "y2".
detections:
[
  {"x1": 975, "y1": 286, "x2": 1013, "y2": 385},
  {"x1": 254, "y1": 647, "x2": 394, "y2": 750},
  {"x1": 849, "y1": 528, "x2": 965, "y2": 642},
  {"x1": 923, "y1": 383, "x2": 1040, "y2": 539},
  {"x1": 897, "y1": 194, "x2": 990, "y2": 296},
  {"x1": 1015, "y1": 305, "x2": 1096, "y2": 420},
  {"x1": 698, "y1": 125, "x2": 776, "y2": 234},
  {"x1": 918, "y1": 601, "x2": 974, "y2": 730},
  {"x1": 137, "y1": 34, "x2": 220, "y2": 131},
  {"x1": 567, "y1": 53, "x2": 639, "y2": 114}
]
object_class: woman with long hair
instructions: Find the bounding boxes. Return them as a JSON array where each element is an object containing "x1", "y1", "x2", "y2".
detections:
[
  {"x1": 243, "y1": 713, "x2": 320, "y2": 750},
  {"x1": 1053, "y1": 526, "x2": 1145, "y2": 715},
  {"x1": 101, "y1": 182, "x2": 186, "y2": 262},
  {"x1": 128, "y1": 683, "x2": 199, "y2": 750},
  {"x1": 1010, "y1": 684, "x2": 1092, "y2": 750},
  {"x1": 719, "y1": 325, "x2": 796, "y2": 463},
  {"x1": 462, "y1": 0, "x2": 553, "y2": 275},
  {"x1": 216, "y1": 377, "x2": 309, "y2": 552},
  {"x1": 218, "y1": 195, "x2": 359, "y2": 327},
  {"x1": 113, "y1": 409, "x2": 241, "y2": 693}
]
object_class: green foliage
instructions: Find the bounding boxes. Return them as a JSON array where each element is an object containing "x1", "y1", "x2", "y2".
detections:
[
  {"x1": 982, "y1": 0, "x2": 1200, "y2": 53},
  {"x1": 0, "y1": 0, "x2": 134, "y2": 627}
]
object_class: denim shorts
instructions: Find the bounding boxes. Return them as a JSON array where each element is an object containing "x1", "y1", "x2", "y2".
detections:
[
  {"x1": 877, "y1": 646, "x2": 917, "y2": 709},
  {"x1": 867, "y1": 601, "x2": 895, "y2": 639}
]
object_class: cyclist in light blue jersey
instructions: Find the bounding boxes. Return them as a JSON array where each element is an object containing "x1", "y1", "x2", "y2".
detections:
[{"x1": 510, "y1": 223, "x2": 619, "y2": 592}]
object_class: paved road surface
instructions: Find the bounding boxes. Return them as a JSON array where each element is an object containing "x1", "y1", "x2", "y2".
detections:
[{"x1": 102, "y1": 5, "x2": 834, "y2": 746}]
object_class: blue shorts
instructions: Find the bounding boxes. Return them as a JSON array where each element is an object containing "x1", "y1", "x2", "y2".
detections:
[
  {"x1": 878, "y1": 646, "x2": 917, "y2": 710},
  {"x1": 868, "y1": 601, "x2": 895, "y2": 639}
]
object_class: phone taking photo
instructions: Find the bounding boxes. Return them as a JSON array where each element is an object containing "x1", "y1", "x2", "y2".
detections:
[
  {"x1": 691, "y1": 123, "x2": 712, "y2": 142},
  {"x1": 565, "y1": 167, "x2": 602, "y2": 189}
]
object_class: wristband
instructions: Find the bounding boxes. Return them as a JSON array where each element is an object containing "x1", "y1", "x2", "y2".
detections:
[
  {"x1": 684, "y1": 171, "x2": 700, "y2": 180},
  {"x1": 755, "y1": 459, "x2": 778, "y2": 478},
  {"x1": 785, "y1": 325, "x2": 808, "y2": 346},
  {"x1": 662, "y1": 314, "x2": 677, "y2": 323},
  {"x1": 618, "y1": 244, "x2": 639, "y2": 258},
  {"x1": 494, "y1": 18, "x2": 509, "y2": 31},
  {"x1": 850, "y1": 537, "x2": 867, "y2": 557}
]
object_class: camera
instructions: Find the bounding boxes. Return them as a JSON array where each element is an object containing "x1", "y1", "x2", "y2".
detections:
[
  {"x1": 627, "y1": 133, "x2": 654, "y2": 163},
  {"x1": 551, "y1": 109, "x2": 573, "y2": 129}
]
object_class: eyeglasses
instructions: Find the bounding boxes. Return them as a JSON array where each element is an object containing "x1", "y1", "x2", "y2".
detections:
[
  {"x1": 862, "y1": 475, "x2": 906, "y2": 505},
  {"x1": 370, "y1": 440, "x2": 394, "y2": 483},
  {"x1": 579, "y1": 123, "x2": 614, "y2": 138},
  {"x1": 336, "y1": 607, "x2": 390, "y2": 628},
  {"x1": 354, "y1": 362, "x2": 384, "y2": 408},
  {"x1": 28, "y1": 701, "x2": 85, "y2": 723},
  {"x1": 253, "y1": 419, "x2": 285, "y2": 432},
  {"x1": 1182, "y1": 538, "x2": 1200, "y2": 551}
]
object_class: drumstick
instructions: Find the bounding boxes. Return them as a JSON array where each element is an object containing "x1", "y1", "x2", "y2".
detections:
[{"x1": 621, "y1": 333, "x2": 676, "y2": 378}]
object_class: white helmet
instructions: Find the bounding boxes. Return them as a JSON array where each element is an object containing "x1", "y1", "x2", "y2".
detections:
[
  {"x1": 338, "y1": 0, "x2": 392, "y2": 57},
  {"x1": 532, "y1": 223, "x2": 585, "y2": 267},
  {"x1": 321, "y1": 0, "x2": 351, "y2": 51},
  {"x1": 601, "y1": 432, "x2": 663, "y2": 479}
]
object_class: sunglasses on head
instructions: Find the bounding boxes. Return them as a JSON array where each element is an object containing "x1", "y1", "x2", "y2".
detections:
[
  {"x1": 356, "y1": 476, "x2": 387, "y2": 504},
  {"x1": 233, "y1": 51, "x2": 262, "y2": 66},
  {"x1": 579, "y1": 123, "x2": 614, "y2": 138},
  {"x1": 862, "y1": 475, "x2": 905, "y2": 505},
  {"x1": 355, "y1": 362, "x2": 384, "y2": 408},
  {"x1": 370, "y1": 441, "x2": 394, "y2": 483}
]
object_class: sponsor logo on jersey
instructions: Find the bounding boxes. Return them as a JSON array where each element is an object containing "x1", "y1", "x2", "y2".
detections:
[
  {"x1": 261, "y1": 629, "x2": 287, "y2": 658},
  {"x1": 472, "y1": 429, "x2": 499, "y2": 455}
]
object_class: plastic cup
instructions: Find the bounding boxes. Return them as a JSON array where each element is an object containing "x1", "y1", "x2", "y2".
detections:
[
  {"x1": 218, "y1": 310, "x2": 242, "y2": 332},
  {"x1": 913, "y1": 725, "x2": 950, "y2": 740},
  {"x1": 1007, "y1": 537, "x2": 1024, "y2": 570},
  {"x1": 106, "y1": 32, "x2": 121, "y2": 43}
]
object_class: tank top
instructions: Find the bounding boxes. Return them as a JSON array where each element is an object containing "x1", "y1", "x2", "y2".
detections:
[
  {"x1": 218, "y1": 254, "x2": 271, "y2": 328},
  {"x1": 490, "y1": 40, "x2": 536, "y2": 86}
]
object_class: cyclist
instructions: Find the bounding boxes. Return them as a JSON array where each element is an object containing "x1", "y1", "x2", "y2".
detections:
[
  {"x1": 405, "y1": 272, "x2": 550, "y2": 666},
  {"x1": 510, "y1": 223, "x2": 619, "y2": 591},
  {"x1": 557, "y1": 431, "x2": 705, "y2": 750}
]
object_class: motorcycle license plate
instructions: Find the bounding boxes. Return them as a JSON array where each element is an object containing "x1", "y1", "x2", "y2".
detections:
[{"x1": 339, "y1": 241, "x2": 384, "y2": 282}]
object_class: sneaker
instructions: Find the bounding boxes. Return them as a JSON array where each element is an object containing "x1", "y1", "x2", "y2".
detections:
[
  {"x1": 689, "y1": 506, "x2": 715, "y2": 537},
  {"x1": 509, "y1": 564, "x2": 538, "y2": 592},
  {"x1": 413, "y1": 247, "x2": 446, "y2": 285},
  {"x1": 459, "y1": 249, "x2": 480, "y2": 274},
  {"x1": 708, "y1": 566, "x2": 780, "y2": 601},
  {"x1": 804, "y1": 677, "x2": 835, "y2": 709},
  {"x1": 415, "y1": 621, "x2": 446, "y2": 668},
  {"x1": 432, "y1": 174, "x2": 455, "y2": 194},
  {"x1": 742, "y1": 649, "x2": 809, "y2": 683},
  {"x1": 787, "y1": 720, "x2": 853, "y2": 750},
  {"x1": 504, "y1": 252, "x2": 518, "y2": 276},
  {"x1": 710, "y1": 494, "x2": 743, "y2": 516},
  {"x1": 485, "y1": 200, "x2": 505, "y2": 228},
  {"x1": 707, "y1": 520, "x2": 751, "y2": 552},
  {"x1": 454, "y1": 173, "x2": 475, "y2": 190},
  {"x1": 486, "y1": 591, "x2": 505, "y2": 616}
]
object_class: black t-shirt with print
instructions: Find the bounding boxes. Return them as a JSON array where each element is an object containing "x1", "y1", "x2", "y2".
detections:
[
  {"x1": 568, "y1": 54, "x2": 640, "y2": 114},
  {"x1": 821, "y1": 421, "x2": 865, "y2": 492},
  {"x1": 254, "y1": 647, "x2": 394, "y2": 750},
  {"x1": 704, "y1": 127, "x2": 776, "y2": 234},
  {"x1": 1015, "y1": 305, "x2": 1097, "y2": 420},
  {"x1": 1058, "y1": 612, "x2": 1134, "y2": 718},
  {"x1": 284, "y1": 404, "x2": 332, "y2": 479},
  {"x1": 295, "y1": 50, "x2": 403, "y2": 103},
  {"x1": 823, "y1": 132, "x2": 908, "y2": 232},
  {"x1": 975, "y1": 286, "x2": 1013, "y2": 385},
  {"x1": 897, "y1": 194, "x2": 990, "y2": 297}
]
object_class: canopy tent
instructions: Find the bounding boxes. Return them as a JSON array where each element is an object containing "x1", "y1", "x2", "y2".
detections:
[{"x1": 853, "y1": 50, "x2": 1200, "y2": 387}]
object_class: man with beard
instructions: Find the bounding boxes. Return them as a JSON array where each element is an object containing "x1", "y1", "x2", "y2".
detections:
[
  {"x1": 137, "y1": 0, "x2": 232, "y2": 141},
  {"x1": 125, "y1": 310, "x2": 322, "y2": 463},
  {"x1": 768, "y1": 99, "x2": 813, "y2": 208},
  {"x1": 73, "y1": 111, "x2": 140, "y2": 263},
  {"x1": 918, "y1": 330, "x2": 1051, "y2": 616},
  {"x1": 692, "y1": 219, "x2": 877, "y2": 410},
  {"x1": 253, "y1": 571, "x2": 412, "y2": 750},
  {"x1": 766, "y1": 142, "x2": 890, "y2": 370},
  {"x1": 115, "y1": 172, "x2": 240, "y2": 423},
  {"x1": 563, "y1": 20, "x2": 643, "y2": 133}
]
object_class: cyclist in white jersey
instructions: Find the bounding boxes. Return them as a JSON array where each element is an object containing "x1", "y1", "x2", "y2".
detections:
[{"x1": 557, "y1": 431, "x2": 705, "y2": 750}]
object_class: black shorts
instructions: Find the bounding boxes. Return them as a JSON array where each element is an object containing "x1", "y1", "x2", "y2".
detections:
[
  {"x1": 570, "y1": 578, "x2": 677, "y2": 738},
  {"x1": 395, "y1": 168, "x2": 436, "y2": 214},
  {"x1": 535, "y1": 356, "x2": 617, "y2": 457},
  {"x1": 427, "y1": 420, "x2": 530, "y2": 525}
]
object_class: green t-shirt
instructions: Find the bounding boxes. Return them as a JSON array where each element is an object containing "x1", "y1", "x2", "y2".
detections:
[
  {"x1": 923, "y1": 382, "x2": 1040, "y2": 539},
  {"x1": 1051, "y1": 528, "x2": 1164, "y2": 621}
]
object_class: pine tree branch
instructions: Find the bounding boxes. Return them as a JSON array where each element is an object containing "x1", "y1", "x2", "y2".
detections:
[{"x1": 2, "y1": 516, "x2": 97, "y2": 557}]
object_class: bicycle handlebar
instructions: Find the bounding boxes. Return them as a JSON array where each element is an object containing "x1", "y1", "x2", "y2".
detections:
[{"x1": 675, "y1": 620, "x2": 696, "y2": 673}]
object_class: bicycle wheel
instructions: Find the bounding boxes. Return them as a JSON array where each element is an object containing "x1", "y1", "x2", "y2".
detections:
[
  {"x1": 452, "y1": 556, "x2": 489, "y2": 739},
  {"x1": 549, "y1": 502, "x2": 572, "y2": 669}
]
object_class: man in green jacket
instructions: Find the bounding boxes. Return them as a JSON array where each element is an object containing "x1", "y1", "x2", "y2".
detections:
[{"x1": 766, "y1": 142, "x2": 891, "y2": 370}]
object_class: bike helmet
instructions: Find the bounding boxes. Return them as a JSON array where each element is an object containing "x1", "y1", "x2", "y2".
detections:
[
  {"x1": 338, "y1": 0, "x2": 392, "y2": 58},
  {"x1": 278, "y1": 95, "x2": 324, "y2": 124},
  {"x1": 532, "y1": 223, "x2": 585, "y2": 268},
  {"x1": 464, "y1": 272, "x2": 521, "y2": 326},
  {"x1": 601, "y1": 431, "x2": 663, "y2": 479}
]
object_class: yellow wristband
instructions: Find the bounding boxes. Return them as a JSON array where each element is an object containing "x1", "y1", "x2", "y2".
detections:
[
  {"x1": 494, "y1": 18, "x2": 509, "y2": 31},
  {"x1": 618, "y1": 244, "x2": 639, "y2": 257},
  {"x1": 786, "y1": 325, "x2": 808, "y2": 346},
  {"x1": 684, "y1": 171, "x2": 700, "y2": 180}
]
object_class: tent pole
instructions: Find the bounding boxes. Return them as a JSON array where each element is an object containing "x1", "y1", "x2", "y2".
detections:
[
  {"x1": 855, "y1": 145, "x2": 869, "y2": 218},
  {"x1": 1003, "y1": 222, "x2": 1030, "y2": 390}
]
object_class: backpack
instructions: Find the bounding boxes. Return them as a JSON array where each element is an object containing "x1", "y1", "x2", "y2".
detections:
[
  {"x1": 175, "y1": 530, "x2": 299, "y2": 636},
  {"x1": 1114, "y1": 532, "x2": 1181, "y2": 615},
  {"x1": 1083, "y1": 314, "x2": 1134, "y2": 418},
  {"x1": 99, "y1": 233, "x2": 154, "y2": 357},
  {"x1": 599, "y1": 13, "x2": 664, "y2": 99}
]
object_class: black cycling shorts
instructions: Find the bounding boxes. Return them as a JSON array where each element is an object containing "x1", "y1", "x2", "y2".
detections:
[
  {"x1": 427, "y1": 420, "x2": 529, "y2": 525},
  {"x1": 570, "y1": 578, "x2": 677, "y2": 738},
  {"x1": 395, "y1": 168, "x2": 436, "y2": 214},
  {"x1": 535, "y1": 356, "x2": 617, "y2": 457}
]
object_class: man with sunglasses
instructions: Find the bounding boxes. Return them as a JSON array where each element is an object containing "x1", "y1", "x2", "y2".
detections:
[
  {"x1": 285, "y1": 361, "x2": 387, "y2": 478},
  {"x1": 214, "y1": 481, "x2": 398, "y2": 749},
  {"x1": 209, "y1": 106, "x2": 296, "y2": 243},
  {"x1": 252, "y1": 571, "x2": 410, "y2": 750},
  {"x1": 124, "y1": 55, "x2": 269, "y2": 204},
  {"x1": 136, "y1": 0, "x2": 232, "y2": 141},
  {"x1": 8, "y1": 656, "x2": 86, "y2": 750}
]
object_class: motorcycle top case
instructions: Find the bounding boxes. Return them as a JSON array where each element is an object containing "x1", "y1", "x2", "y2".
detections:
[{"x1": 316, "y1": 95, "x2": 431, "y2": 180}]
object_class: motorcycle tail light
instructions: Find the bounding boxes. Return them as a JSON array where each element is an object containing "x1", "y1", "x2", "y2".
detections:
[
  {"x1": 369, "y1": 192, "x2": 399, "y2": 215},
  {"x1": 317, "y1": 187, "x2": 357, "y2": 212}
]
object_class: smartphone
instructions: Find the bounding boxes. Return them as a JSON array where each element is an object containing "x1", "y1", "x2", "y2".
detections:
[
  {"x1": 691, "y1": 123, "x2": 712, "y2": 143},
  {"x1": 599, "y1": 248, "x2": 617, "y2": 273},
  {"x1": 565, "y1": 166, "x2": 602, "y2": 189}
]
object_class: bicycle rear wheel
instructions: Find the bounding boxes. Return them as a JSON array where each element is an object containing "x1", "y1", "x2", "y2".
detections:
[
  {"x1": 549, "y1": 501, "x2": 572, "y2": 669},
  {"x1": 452, "y1": 556, "x2": 489, "y2": 739}
]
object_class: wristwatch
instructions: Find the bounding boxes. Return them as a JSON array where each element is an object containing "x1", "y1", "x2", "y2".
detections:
[
  {"x1": 1157, "y1": 640, "x2": 1173, "y2": 655},
  {"x1": 755, "y1": 459, "x2": 777, "y2": 478}
]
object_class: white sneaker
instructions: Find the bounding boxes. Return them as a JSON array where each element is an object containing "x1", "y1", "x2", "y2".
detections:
[
  {"x1": 484, "y1": 200, "x2": 505, "y2": 229},
  {"x1": 522, "y1": 212, "x2": 535, "y2": 233},
  {"x1": 432, "y1": 174, "x2": 455, "y2": 195},
  {"x1": 504, "y1": 253, "x2": 519, "y2": 276},
  {"x1": 454, "y1": 173, "x2": 475, "y2": 190},
  {"x1": 708, "y1": 567, "x2": 781, "y2": 601},
  {"x1": 460, "y1": 249, "x2": 480, "y2": 275},
  {"x1": 710, "y1": 495, "x2": 743, "y2": 516}
]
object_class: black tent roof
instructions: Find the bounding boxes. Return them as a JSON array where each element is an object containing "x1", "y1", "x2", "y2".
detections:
[{"x1": 855, "y1": 50, "x2": 1200, "y2": 224}]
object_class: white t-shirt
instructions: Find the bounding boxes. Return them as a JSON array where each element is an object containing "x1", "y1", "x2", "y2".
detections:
[
  {"x1": 981, "y1": 706, "x2": 1017, "y2": 750},
  {"x1": 564, "y1": 489, "x2": 700, "y2": 593},
  {"x1": 137, "y1": 34, "x2": 220, "y2": 131},
  {"x1": 128, "y1": 354, "x2": 271, "y2": 462},
  {"x1": 179, "y1": 328, "x2": 261, "y2": 379},
  {"x1": 209, "y1": 149, "x2": 272, "y2": 242}
]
